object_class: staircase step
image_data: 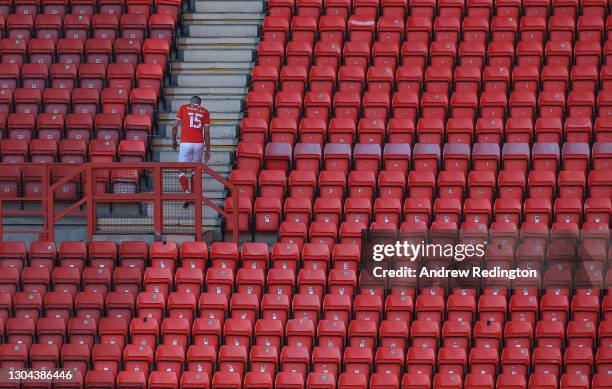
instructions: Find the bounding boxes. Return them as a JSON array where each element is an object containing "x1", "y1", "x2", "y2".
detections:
[
  {"x1": 171, "y1": 60, "x2": 254, "y2": 71},
  {"x1": 168, "y1": 97, "x2": 243, "y2": 112},
  {"x1": 174, "y1": 72, "x2": 249, "y2": 87},
  {"x1": 184, "y1": 12, "x2": 264, "y2": 22},
  {"x1": 187, "y1": 24, "x2": 259, "y2": 38},
  {"x1": 181, "y1": 49, "x2": 254, "y2": 63},
  {"x1": 165, "y1": 87, "x2": 249, "y2": 97},
  {"x1": 177, "y1": 37, "x2": 260, "y2": 46},
  {"x1": 195, "y1": 0, "x2": 265, "y2": 13}
]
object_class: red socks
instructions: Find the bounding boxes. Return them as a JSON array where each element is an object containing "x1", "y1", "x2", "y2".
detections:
[{"x1": 179, "y1": 175, "x2": 189, "y2": 192}]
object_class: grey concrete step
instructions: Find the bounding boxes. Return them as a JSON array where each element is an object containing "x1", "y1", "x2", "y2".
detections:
[
  {"x1": 174, "y1": 72, "x2": 249, "y2": 88},
  {"x1": 187, "y1": 24, "x2": 259, "y2": 38},
  {"x1": 165, "y1": 87, "x2": 249, "y2": 98},
  {"x1": 195, "y1": 0, "x2": 265, "y2": 14},
  {"x1": 181, "y1": 48, "x2": 255, "y2": 63},
  {"x1": 184, "y1": 12, "x2": 264, "y2": 22},
  {"x1": 168, "y1": 97, "x2": 243, "y2": 112},
  {"x1": 177, "y1": 37, "x2": 260, "y2": 46},
  {"x1": 171, "y1": 60, "x2": 254, "y2": 71}
]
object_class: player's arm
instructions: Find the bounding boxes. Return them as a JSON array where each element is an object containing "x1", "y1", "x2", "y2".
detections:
[
  {"x1": 202, "y1": 110, "x2": 211, "y2": 162},
  {"x1": 203, "y1": 123, "x2": 211, "y2": 162},
  {"x1": 171, "y1": 111, "x2": 182, "y2": 151}
]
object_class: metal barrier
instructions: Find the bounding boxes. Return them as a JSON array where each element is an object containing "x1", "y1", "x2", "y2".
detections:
[{"x1": 0, "y1": 162, "x2": 239, "y2": 242}]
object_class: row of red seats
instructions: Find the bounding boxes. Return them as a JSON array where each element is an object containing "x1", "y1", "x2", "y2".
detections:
[
  {"x1": 2, "y1": 339, "x2": 609, "y2": 389},
  {"x1": 0, "y1": 12, "x2": 174, "y2": 44},
  {"x1": 267, "y1": 0, "x2": 612, "y2": 20},
  {"x1": 0, "y1": 37, "x2": 170, "y2": 68},
  {"x1": 0, "y1": 369, "x2": 606, "y2": 389},
  {"x1": 235, "y1": 141, "x2": 612, "y2": 175},
  {"x1": 0, "y1": 37, "x2": 169, "y2": 68},
  {"x1": 0, "y1": 368, "x2": 607, "y2": 389},
  {"x1": 263, "y1": 12, "x2": 612, "y2": 44},
  {"x1": 252, "y1": 63, "x2": 612, "y2": 99},
  {"x1": 0, "y1": 148, "x2": 144, "y2": 198},
  {"x1": 241, "y1": 116, "x2": 612, "y2": 147},
  {"x1": 256, "y1": 38, "x2": 612, "y2": 74},
  {"x1": 232, "y1": 167, "x2": 612, "y2": 203},
  {"x1": 0, "y1": 62, "x2": 163, "y2": 93},
  {"x1": 2, "y1": 278, "x2": 611, "y2": 330},
  {"x1": 262, "y1": 14, "x2": 612, "y2": 49},
  {"x1": 244, "y1": 88, "x2": 612, "y2": 127},
  {"x1": 0, "y1": 0, "x2": 181, "y2": 18},
  {"x1": 255, "y1": 219, "x2": 609, "y2": 248},
  {"x1": 0, "y1": 137, "x2": 145, "y2": 163},
  {"x1": 247, "y1": 194, "x2": 609, "y2": 230},
  {"x1": 0, "y1": 240, "x2": 206, "y2": 269},
  {"x1": 0, "y1": 87, "x2": 157, "y2": 123},
  {"x1": 0, "y1": 112, "x2": 152, "y2": 143},
  {"x1": 2, "y1": 240, "x2": 608, "y2": 281},
  {"x1": 0, "y1": 239, "x2": 598, "y2": 274}
]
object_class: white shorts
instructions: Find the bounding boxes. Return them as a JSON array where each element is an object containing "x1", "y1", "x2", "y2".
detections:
[{"x1": 178, "y1": 143, "x2": 205, "y2": 163}]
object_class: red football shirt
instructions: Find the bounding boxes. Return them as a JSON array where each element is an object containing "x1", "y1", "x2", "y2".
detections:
[{"x1": 177, "y1": 104, "x2": 210, "y2": 143}]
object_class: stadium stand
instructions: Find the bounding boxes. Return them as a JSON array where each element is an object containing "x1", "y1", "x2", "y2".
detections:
[{"x1": 0, "y1": 0, "x2": 612, "y2": 388}]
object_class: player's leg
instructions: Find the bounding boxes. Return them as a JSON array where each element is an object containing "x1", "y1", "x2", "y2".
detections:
[
  {"x1": 191, "y1": 144, "x2": 205, "y2": 192},
  {"x1": 183, "y1": 143, "x2": 204, "y2": 208},
  {"x1": 181, "y1": 143, "x2": 204, "y2": 209},
  {"x1": 178, "y1": 143, "x2": 193, "y2": 192}
]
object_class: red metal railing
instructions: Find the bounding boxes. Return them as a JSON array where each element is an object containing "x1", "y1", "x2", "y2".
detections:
[{"x1": 0, "y1": 162, "x2": 239, "y2": 242}]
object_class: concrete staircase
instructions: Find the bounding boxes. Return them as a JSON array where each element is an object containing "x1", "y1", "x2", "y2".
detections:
[{"x1": 148, "y1": 0, "x2": 263, "y2": 239}]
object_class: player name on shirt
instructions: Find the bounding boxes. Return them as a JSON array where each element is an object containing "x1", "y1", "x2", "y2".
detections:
[{"x1": 178, "y1": 104, "x2": 210, "y2": 143}]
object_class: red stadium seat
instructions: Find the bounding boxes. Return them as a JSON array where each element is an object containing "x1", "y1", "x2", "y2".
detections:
[
  {"x1": 85, "y1": 38, "x2": 113, "y2": 66},
  {"x1": 116, "y1": 38, "x2": 143, "y2": 66},
  {"x1": 57, "y1": 38, "x2": 84, "y2": 66},
  {"x1": 50, "y1": 63, "x2": 77, "y2": 93},
  {"x1": 1, "y1": 139, "x2": 28, "y2": 162},
  {"x1": 61, "y1": 344, "x2": 90, "y2": 374},
  {"x1": 0, "y1": 343, "x2": 28, "y2": 369},
  {"x1": 1, "y1": 38, "x2": 26, "y2": 65},
  {"x1": 43, "y1": 88, "x2": 70, "y2": 115},
  {"x1": 29, "y1": 139, "x2": 57, "y2": 163},
  {"x1": 15, "y1": 89, "x2": 41, "y2": 116},
  {"x1": 37, "y1": 317, "x2": 66, "y2": 348}
]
